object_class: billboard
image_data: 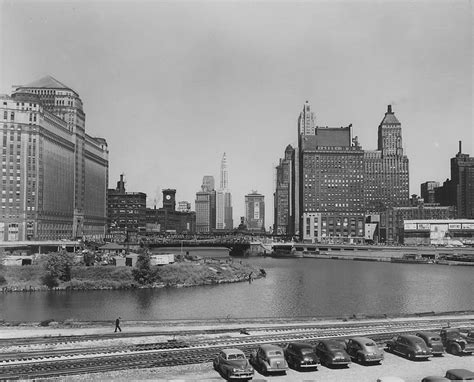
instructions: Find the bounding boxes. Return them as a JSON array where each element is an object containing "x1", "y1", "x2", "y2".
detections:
[
  {"x1": 449, "y1": 223, "x2": 462, "y2": 230},
  {"x1": 462, "y1": 223, "x2": 474, "y2": 230},
  {"x1": 404, "y1": 222, "x2": 417, "y2": 230},
  {"x1": 417, "y1": 223, "x2": 430, "y2": 230}
]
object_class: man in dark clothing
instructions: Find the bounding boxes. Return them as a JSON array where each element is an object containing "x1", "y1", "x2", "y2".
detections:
[{"x1": 115, "y1": 317, "x2": 122, "y2": 332}]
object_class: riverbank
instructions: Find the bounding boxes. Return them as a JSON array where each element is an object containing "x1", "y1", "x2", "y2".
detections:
[{"x1": 0, "y1": 259, "x2": 263, "y2": 293}]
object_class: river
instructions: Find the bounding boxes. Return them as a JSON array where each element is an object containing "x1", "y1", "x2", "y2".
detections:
[{"x1": 1, "y1": 258, "x2": 473, "y2": 322}]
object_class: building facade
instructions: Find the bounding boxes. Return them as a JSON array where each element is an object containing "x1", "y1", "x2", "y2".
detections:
[
  {"x1": 107, "y1": 175, "x2": 146, "y2": 235},
  {"x1": 274, "y1": 144, "x2": 295, "y2": 235},
  {"x1": 381, "y1": 195, "x2": 456, "y2": 244},
  {"x1": 420, "y1": 181, "x2": 440, "y2": 204},
  {"x1": 177, "y1": 201, "x2": 191, "y2": 212},
  {"x1": 403, "y1": 219, "x2": 474, "y2": 246},
  {"x1": 245, "y1": 191, "x2": 265, "y2": 232},
  {"x1": 0, "y1": 76, "x2": 108, "y2": 241},
  {"x1": 297, "y1": 101, "x2": 365, "y2": 243},
  {"x1": 195, "y1": 176, "x2": 216, "y2": 233},
  {"x1": 435, "y1": 142, "x2": 474, "y2": 219}
]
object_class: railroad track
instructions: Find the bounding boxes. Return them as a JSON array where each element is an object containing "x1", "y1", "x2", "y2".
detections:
[{"x1": 1, "y1": 317, "x2": 473, "y2": 380}]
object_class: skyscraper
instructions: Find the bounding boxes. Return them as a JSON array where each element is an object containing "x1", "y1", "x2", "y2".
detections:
[
  {"x1": 364, "y1": 105, "x2": 410, "y2": 214},
  {"x1": 274, "y1": 144, "x2": 295, "y2": 235},
  {"x1": 274, "y1": 101, "x2": 411, "y2": 243},
  {"x1": 245, "y1": 191, "x2": 265, "y2": 232},
  {"x1": 195, "y1": 176, "x2": 216, "y2": 233},
  {"x1": 435, "y1": 141, "x2": 474, "y2": 218},
  {"x1": 0, "y1": 76, "x2": 108, "y2": 241},
  {"x1": 216, "y1": 153, "x2": 233, "y2": 230}
]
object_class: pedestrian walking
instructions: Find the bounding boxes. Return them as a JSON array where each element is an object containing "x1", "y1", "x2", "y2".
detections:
[{"x1": 115, "y1": 316, "x2": 122, "y2": 332}]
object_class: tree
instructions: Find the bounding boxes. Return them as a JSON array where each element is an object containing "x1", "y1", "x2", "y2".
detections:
[
  {"x1": 132, "y1": 251, "x2": 153, "y2": 285},
  {"x1": 44, "y1": 251, "x2": 75, "y2": 282}
]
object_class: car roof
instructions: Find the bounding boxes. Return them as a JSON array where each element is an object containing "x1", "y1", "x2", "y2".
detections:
[
  {"x1": 259, "y1": 344, "x2": 283, "y2": 351},
  {"x1": 446, "y1": 369, "x2": 474, "y2": 377},
  {"x1": 351, "y1": 336, "x2": 375, "y2": 344},
  {"x1": 290, "y1": 342, "x2": 314, "y2": 348},
  {"x1": 222, "y1": 348, "x2": 245, "y2": 355}
]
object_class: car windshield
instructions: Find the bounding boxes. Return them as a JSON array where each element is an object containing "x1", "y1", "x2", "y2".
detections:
[
  {"x1": 365, "y1": 342, "x2": 376, "y2": 347},
  {"x1": 228, "y1": 354, "x2": 245, "y2": 360},
  {"x1": 268, "y1": 350, "x2": 283, "y2": 356},
  {"x1": 430, "y1": 337, "x2": 441, "y2": 342},
  {"x1": 301, "y1": 349, "x2": 315, "y2": 355}
]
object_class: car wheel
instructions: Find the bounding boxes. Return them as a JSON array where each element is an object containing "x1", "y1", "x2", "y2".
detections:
[{"x1": 450, "y1": 345, "x2": 459, "y2": 356}]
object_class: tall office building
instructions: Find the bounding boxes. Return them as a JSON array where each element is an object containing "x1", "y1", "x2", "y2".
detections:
[
  {"x1": 216, "y1": 153, "x2": 233, "y2": 230},
  {"x1": 0, "y1": 76, "x2": 108, "y2": 241},
  {"x1": 245, "y1": 191, "x2": 265, "y2": 232},
  {"x1": 274, "y1": 144, "x2": 295, "y2": 235},
  {"x1": 195, "y1": 176, "x2": 216, "y2": 233},
  {"x1": 364, "y1": 105, "x2": 410, "y2": 213},
  {"x1": 275, "y1": 102, "x2": 410, "y2": 243},
  {"x1": 435, "y1": 141, "x2": 474, "y2": 218}
]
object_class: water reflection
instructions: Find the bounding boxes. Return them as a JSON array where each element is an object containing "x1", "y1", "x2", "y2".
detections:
[{"x1": 1, "y1": 258, "x2": 473, "y2": 322}]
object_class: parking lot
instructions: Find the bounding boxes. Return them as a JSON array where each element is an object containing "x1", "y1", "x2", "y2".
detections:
[{"x1": 119, "y1": 351, "x2": 473, "y2": 382}]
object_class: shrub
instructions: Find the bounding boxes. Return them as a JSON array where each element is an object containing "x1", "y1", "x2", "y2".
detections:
[
  {"x1": 44, "y1": 252, "x2": 75, "y2": 281},
  {"x1": 41, "y1": 272, "x2": 59, "y2": 288},
  {"x1": 0, "y1": 274, "x2": 6, "y2": 286},
  {"x1": 40, "y1": 319, "x2": 55, "y2": 327}
]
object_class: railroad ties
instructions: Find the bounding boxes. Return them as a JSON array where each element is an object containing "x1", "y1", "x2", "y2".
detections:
[{"x1": 1, "y1": 317, "x2": 473, "y2": 380}]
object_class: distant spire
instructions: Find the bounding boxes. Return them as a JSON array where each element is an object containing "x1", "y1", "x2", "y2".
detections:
[{"x1": 220, "y1": 153, "x2": 228, "y2": 190}]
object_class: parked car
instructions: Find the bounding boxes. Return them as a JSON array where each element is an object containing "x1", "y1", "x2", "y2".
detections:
[
  {"x1": 249, "y1": 344, "x2": 288, "y2": 375},
  {"x1": 421, "y1": 377, "x2": 450, "y2": 382},
  {"x1": 213, "y1": 348, "x2": 254, "y2": 380},
  {"x1": 315, "y1": 339, "x2": 351, "y2": 367},
  {"x1": 444, "y1": 369, "x2": 474, "y2": 380},
  {"x1": 385, "y1": 334, "x2": 431, "y2": 360},
  {"x1": 416, "y1": 332, "x2": 445, "y2": 356},
  {"x1": 283, "y1": 342, "x2": 320, "y2": 370},
  {"x1": 345, "y1": 336, "x2": 384, "y2": 364},
  {"x1": 440, "y1": 328, "x2": 474, "y2": 356}
]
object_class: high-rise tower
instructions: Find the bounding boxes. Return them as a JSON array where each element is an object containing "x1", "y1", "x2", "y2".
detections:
[
  {"x1": 216, "y1": 153, "x2": 233, "y2": 230},
  {"x1": 0, "y1": 75, "x2": 108, "y2": 241}
]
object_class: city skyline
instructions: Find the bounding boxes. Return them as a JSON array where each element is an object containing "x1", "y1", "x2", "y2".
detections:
[{"x1": 1, "y1": 1, "x2": 472, "y2": 226}]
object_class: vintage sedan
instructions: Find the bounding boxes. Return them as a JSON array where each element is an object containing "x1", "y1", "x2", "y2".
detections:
[
  {"x1": 386, "y1": 334, "x2": 432, "y2": 360},
  {"x1": 421, "y1": 377, "x2": 450, "y2": 382},
  {"x1": 249, "y1": 344, "x2": 288, "y2": 375},
  {"x1": 345, "y1": 336, "x2": 384, "y2": 364},
  {"x1": 283, "y1": 342, "x2": 320, "y2": 370},
  {"x1": 213, "y1": 348, "x2": 254, "y2": 380},
  {"x1": 444, "y1": 369, "x2": 474, "y2": 381},
  {"x1": 315, "y1": 339, "x2": 351, "y2": 367},
  {"x1": 416, "y1": 332, "x2": 444, "y2": 356}
]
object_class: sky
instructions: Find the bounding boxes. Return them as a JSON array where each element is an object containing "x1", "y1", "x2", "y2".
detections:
[{"x1": 1, "y1": 0, "x2": 472, "y2": 228}]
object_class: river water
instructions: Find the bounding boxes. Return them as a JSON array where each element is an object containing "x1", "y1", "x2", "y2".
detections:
[{"x1": 1, "y1": 258, "x2": 473, "y2": 322}]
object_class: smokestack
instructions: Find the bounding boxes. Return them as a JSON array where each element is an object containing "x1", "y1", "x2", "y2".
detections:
[{"x1": 459, "y1": 140, "x2": 462, "y2": 154}]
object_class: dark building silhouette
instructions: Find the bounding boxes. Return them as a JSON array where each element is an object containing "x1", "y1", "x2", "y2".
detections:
[
  {"x1": 435, "y1": 141, "x2": 474, "y2": 219},
  {"x1": 420, "y1": 181, "x2": 440, "y2": 204},
  {"x1": 274, "y1": 144, "x2": 295, "y2": 235},
  {"x1": 107, "y1": 175, "x2": 147, "y2": 235},
  {"x1": 195, "y1": 176, "x2": 216, "y2": 233},
  {"x1": 245, "y1": 191, "x2": 265, "y2": 232}
]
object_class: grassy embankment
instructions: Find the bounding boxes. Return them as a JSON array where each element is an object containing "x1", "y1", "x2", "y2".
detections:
[{"x1": 0, "y1": 260, "x2": 261, "y2": 291}]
